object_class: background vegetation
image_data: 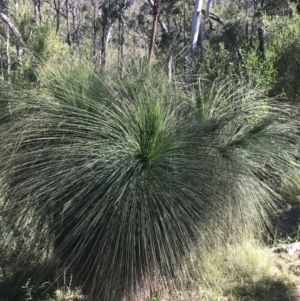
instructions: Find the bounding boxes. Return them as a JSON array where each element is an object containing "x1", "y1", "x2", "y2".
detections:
[{"x1": 1, "y1": 1, "x2": 300, "y2": 301}]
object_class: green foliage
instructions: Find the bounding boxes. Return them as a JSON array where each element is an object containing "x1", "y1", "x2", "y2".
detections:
[
  {"x1": 1, "y1": 1, "x2": 300, "y2": 299},
  {"x1": 242, "y1": 44, "x2": 277, "y2": 88},
  {"x1": 11, "y1": 58, "x2": 37, "y2": 89},
  {"x1": 30, "y1": 22, "x2": 67, "y2": 62},
  {"x1": 199, "y1": 42, "x2": 236, "y2": 81},
  {"x1": 0, "y1": 65, "x2": 299, "y2": 301},
  {"x1": 10, "y1": 2, "x2": 64, "y2": 60},
  {"x1": 8, "y1": 2, "x2": 68, "y2": 89},
  {"x1": 264, "y1": 5, "x2": 300, "y2": 101},
  {"x1": 277, "y1": 171, "x2": 300, "y2": 205},
  {"x1": 0, "y1": 199, "x2": 51, "y2": 279},
  {"x1": 38, "y1": 59, "x2": 100, "y2": 103},
  {"x1": 199, "y1": 39, "x2": 277, "y2": 90}
]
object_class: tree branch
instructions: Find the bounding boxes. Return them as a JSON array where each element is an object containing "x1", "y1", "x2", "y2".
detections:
[
  {"x1": 147, "y1": 0, "x2": 169, "y2": 33},
  {"x1": 0, "y1": 11, "x2": 25, "y2": 46}
]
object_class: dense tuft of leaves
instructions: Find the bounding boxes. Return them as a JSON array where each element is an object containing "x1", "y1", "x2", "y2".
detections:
[{"x1": 0, "y1": 69, "x2": 299, "y2": 300}]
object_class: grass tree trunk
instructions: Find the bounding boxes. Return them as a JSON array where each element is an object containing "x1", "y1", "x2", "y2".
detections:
[
  {"x1": 187, "y1": 0, "x2": 204, "y2": 76},
  {"x1": 148, "y1": 0, "x2": 161, "y2": 65}
]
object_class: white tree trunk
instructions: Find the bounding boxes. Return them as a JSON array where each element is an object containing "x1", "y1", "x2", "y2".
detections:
[
  {"x1": 187, "y1": 0, "x2": 204, "y2": 76},
  {"x1": 0, "y1": 11, "x2": 25, "y2": 46}
]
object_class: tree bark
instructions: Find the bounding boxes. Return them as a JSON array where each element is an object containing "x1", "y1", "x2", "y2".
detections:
[
  {"x1": 187, "y1": 0, "x2": 204, "y2": 76},
  {"x1": 147, "y1": 0, "x2": 172, "y2": 77},
  {"x1": 92, "y1": 0, "x2": 97, "y2": 58},
  {"x1": 33, "y1": 0, "x2": 42, "y2": 22},
  {"x1": 100, "y1": 8, "x2": 110, "y2": 67},
  {"x1": 99, "y1": 1, "x2": 132, "y2": 67},
  {"x1": 149, "y1": 0, "x2": 161, "y2": 65},
  {"x1": 118, "y1": 15, "x2": 125, "y2": 78},
  {"x1": 200, "y1": 0, "x2": 212, "y2": 58},
  {"x1": 53, "y1": 0, "x2": 61, "y2": 34},
  {"x1": 147, "y1": 0, "x2": 168, "y2": 34},
  {"x1": 6, "y1": 25, "x2": 10, "y2": 84},
  {"x1": 0, "y1": 11, "x2": 25, "y2": 46},
  {"x1": 258, "y1": 27, "x2": 265, "y2": 59},
  {"x1": 0, "y1": 35, "x2": 4, "y2": 79},
  {"x1": 65, "y1": 0, "x2": 71, "y2": 46}
]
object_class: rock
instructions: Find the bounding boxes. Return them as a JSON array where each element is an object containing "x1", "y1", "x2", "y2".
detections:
[
  {"x1": 286, "y1": 242, "x2": 300, "y2": 258},
  {"x1": 271, "y1": 246, "x2": 288, "y2": 253}
]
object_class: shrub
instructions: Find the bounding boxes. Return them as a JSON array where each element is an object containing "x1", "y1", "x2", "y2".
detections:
[
  {"x1": 0, "y1": 66, "x2": 299, "y2": 300},
  {"x1": 263, "y1": 5, "x2": 300, "y2": 101}
]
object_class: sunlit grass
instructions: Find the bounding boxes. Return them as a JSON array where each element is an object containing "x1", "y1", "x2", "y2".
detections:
[{"x1": 192, "y1": 239, "x2": 295, "y2": 301}]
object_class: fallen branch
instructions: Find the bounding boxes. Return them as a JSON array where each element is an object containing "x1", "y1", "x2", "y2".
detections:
[{"x1": 61, "y1": 294, "x2": 87, "y2": 301}]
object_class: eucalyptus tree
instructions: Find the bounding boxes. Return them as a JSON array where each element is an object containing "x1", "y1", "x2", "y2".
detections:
[
  {"x1": 187, "y1": 0, "x2": 204, "y2": 75},
  {"x1": 33, "y1": 0, "x2": 42, "y2": 22},
  {"x1": 0, "y1": 0, "x2": 25, "y2": 82},
  {"x1": 0, "y1": 10, "x2": 25, "y2": 49},
  {"x1": 98, "y1": 0, "x2": 133, "y2": 65}
]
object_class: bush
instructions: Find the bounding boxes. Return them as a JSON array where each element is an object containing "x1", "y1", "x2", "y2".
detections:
[
  {"x1": 8, "y1": 3, "x2": 68, "y2": 90},
  {"x1": 0, "y1": 66, "x2": 299, "y2": 300},
  {"x1": 263, "y1": 6, "x2": 300, "y2": 101}
]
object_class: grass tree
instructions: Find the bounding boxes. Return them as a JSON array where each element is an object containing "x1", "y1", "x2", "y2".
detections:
[{"x1": 0, "y1": 66, "x2": 299, "y2": 301}]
